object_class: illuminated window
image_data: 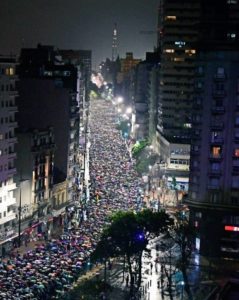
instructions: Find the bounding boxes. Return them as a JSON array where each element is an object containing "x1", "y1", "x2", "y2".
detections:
[
  {"x1": 5, "y1": 67, "x2": 15, "y2": 76},
  {"x1": 9, "y1": 68, "x2": 15, "y2": 75},
  {"x1": 212, "y1": 146, "x2": 221, "y2": 157},
  {"x1": 175, "y1": 41, "x2": 186, "y2": 47},
  {"x1": 234, "y1": 149, "x2": 239, "y2": 157},
  {"x1": 165, "y1": 16, "x2": 177, "y2": 21},
  {"x1": 227, "y1": 0, "x2": 237, "y2": 3},
  {"x1": 173, "y1": 57, "x2": 185, "y2": 62},
  {"x1": 227, "y1": 33, "x2": 236, "y2": 39},
  {"x1": 164, "y1": 49, "x2": 175, "y2": 53},
  {"x1": 185, "y1": 49, "x2": 196, "y2": 55}
]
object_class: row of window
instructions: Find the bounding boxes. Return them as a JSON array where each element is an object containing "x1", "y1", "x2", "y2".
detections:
[
  {"x1": 0, "y1": 67, "x2": 15, "y2": 76},
  {"x1": 0, "y1": 211, "x2": 7, "y2": 219},
  {"x1": 0, "y1": 84, "x2": 16, "y2": 92},
  {"x1": 0, "y1": 116, "x2": 15, "y2": 124},
  {"x1": 0, "y1": 130, "x2": 15, "y2": 140},
  {"x1": 0, "y1": 147, "x2": 15, "y2": 156},
  {"x1": 32, "y1": 136, "x2": 54, "y2": 147},
  {"x1": 0, "y1": 99, "x2": 16, "y2": 107},
  {"x1": 170, "y1": 159, "x2": 189, "y2": 165},
  {"x1": 0, "y1": 163, "x2": 14, "y2": 172},
  {"x1": 164, "y1": 49, "x2": 196, "y2": 55}
]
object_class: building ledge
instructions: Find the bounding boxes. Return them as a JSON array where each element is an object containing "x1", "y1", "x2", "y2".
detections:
[{"x1": 185, "y1": 199, "x2": 239, "y2": 212}]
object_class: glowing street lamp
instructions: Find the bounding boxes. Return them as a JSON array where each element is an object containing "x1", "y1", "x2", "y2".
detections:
[
  {"x1": 180, "y1": 281, "x2": 185, "y2": 300},
  {"x1": 126, "y1": 107, "x2": 132, "y2": 114},
  {"x1": 117, "y1": 96, "x2": 123, "y2": 104}
]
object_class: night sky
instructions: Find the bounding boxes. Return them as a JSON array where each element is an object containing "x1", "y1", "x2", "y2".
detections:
[{"x1": 0, "y1": 0, "x2": 159, "y2": 68}]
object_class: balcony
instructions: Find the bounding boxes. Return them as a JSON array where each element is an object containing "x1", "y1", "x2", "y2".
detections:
[
  {"x1": 8, "y1": 90, "x2": 18, "y2": 97},
  {"x1": 191, "y1": 150, "x2": 200, "y2": 156},
  {"x1": 8, "y1": 105, "x2": 18, "y2": 112},
  {"x1": 214, "y1": 74, "x2": 226, "y2": 81},
  {"x1": 209, "y1": 154, "x2": 223, "y2": 161},
  {"x1": 7, "y1": 167, "x2": 16, "y2": 176},
  {"x1": 207, "y1": 185, "x2": 220, "y2": 190},
  {"x1": 8, "y1": 151, "x2": 16, "y2": 160},
  {"x1": 232, "y1": 166, "x2": 239, "y2": 174},
  {"x1": 210, "y1": 122, "x2": 224, "y2": 130},
  {"x1": 211, "y1": 137, "x2": 224, "y2": 145},
  {"x1": 212, "y1": 90, "x2": 226, "y2": 98},
  {"x1": 8, "y1": 119, "x2": 17, "y2": 128},
  {"x1": 208, "y1": 169, "x2": 222, "y2": 176},
  {"x1": 211, "y1": 106, "x2": 225, "y2": 114}
]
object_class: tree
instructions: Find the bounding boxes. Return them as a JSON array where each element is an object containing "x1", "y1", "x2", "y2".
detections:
[
  {"x1": 91, "y1": 210, "x2": 173, "y2": 298},
  {"x1": 160, "y1": 212, "x2": 195, "y2": 300}
]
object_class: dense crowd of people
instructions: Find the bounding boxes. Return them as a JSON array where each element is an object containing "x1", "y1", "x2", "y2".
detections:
[{"x1": 0, "y1": 99, "x2": 143, "y2": 299}]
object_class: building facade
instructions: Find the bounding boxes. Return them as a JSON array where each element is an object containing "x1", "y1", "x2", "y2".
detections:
[
  {"x1": 15, "y1": 128, "x2": 55, "y2": 220},
  {"x1": 18, "y1": 45, "x2": 81, "y2": 204},
  {"x1": 157, "y1": 0, "x2": 200, "y2": 143},
  {"x1": 0, "y1": 56, "x2": 18, "y2": 242},
  {"x1": 188, "y1": 51, "x2": 239, "y2": 257}
]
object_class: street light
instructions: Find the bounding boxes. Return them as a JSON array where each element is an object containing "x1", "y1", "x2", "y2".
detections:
[
  {"x1": 180, "y1": 281, "x2": 185, "y2": 300},
  {"x1": 126, "y1": 107, "x2": 132, "y2": 114},
  {"x1": 117, "y1": 96, "x2": 123, "y2": 104}
]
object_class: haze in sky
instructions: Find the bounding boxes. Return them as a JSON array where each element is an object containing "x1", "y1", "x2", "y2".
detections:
[{"x1": 0, "y1": 0, "x2": 159, "y2": 68}]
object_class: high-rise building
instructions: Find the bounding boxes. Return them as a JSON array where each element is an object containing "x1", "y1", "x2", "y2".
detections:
[
  {"x1": 157, "y1": 0, "x2": 200, "y2": 144},
  {"x1": 188, "y1": 50, "x2": 239, "y2": 257},
  {"x1": 155, "y1": 0, "x2": 199, "y2": 188},
  {"x1": 17, "y1": 45, "x2": 81, "y2": 204},
  {"x1": 0, "y1": 56, "x2": 18, "y2": 250},
  {"x1": 59, "y1": 49, "x2": 92, "y2": 103},
  {"x1": 187, "y1": 0, "x2": 239, "y2": 257},
  {"x1": 133, "y1": 52, "x2": 160, "y2": 141}
]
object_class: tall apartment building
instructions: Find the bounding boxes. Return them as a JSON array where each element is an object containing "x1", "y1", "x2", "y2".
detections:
[
  {"x1": 0, "y1": 56, "x2": 18, "y2": 243},
  {"x1": 187, "y1": 0, "x2": 239, "y2": 257},
  {"x1": 58, "y1": 49, "x2": 92, "y2": 103},
  {"x1": 15, "y1": 128, "x2": 55, "y2": 220},
  {"x1": 133, "y1": 53, "x2": 160, "y2": 141},
  {"x1": 58, "y1": 49, "x2": 91, "y2": 127},
  {"x1": 155, "y1": 0, "x2": 199, "y2": 186},
  {"x1": 157, "y1": 0, "x2": 200, "y2": 144},
  {"x1": 17, "y1": 45, "x2": 81, "y2": 204},
  {"x1": 120, "y1": 52, "x2": 141, "y2": 77},
  {"x1": 189, "y1": 51, "x2": 239, "y2": 257}
]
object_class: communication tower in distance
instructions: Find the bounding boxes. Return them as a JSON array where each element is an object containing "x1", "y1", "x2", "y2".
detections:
[{"x1": 112, "y1": 23, "x2": 118, "y2": 61}]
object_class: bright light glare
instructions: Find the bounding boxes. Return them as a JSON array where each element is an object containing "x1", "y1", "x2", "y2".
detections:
[
  {"x1": 117, "y1": 96, "x2": 123, "y2": 104},
  {"x1": 126, "y1": 107, "x2": 132, "y2": 114}
]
